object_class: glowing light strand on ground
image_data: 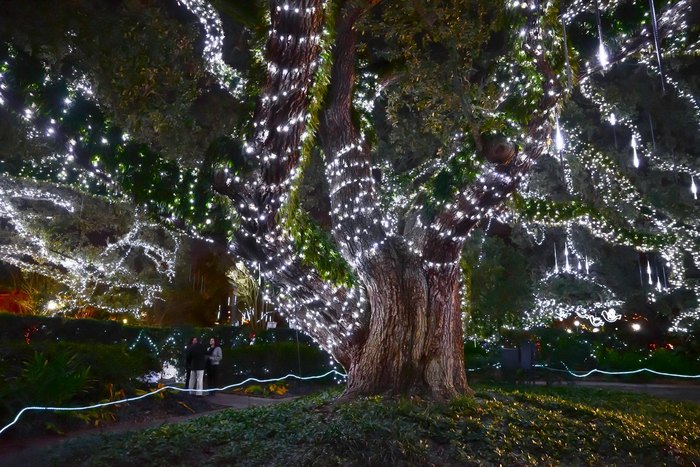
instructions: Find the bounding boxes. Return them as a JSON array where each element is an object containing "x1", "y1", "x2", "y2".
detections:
[
  {"x1": 4, "y1": 362, "x2": 697, "y2": 437},
  {"x1": 0, "y1": 370, "x2": 347, "y2": 436},
  {"x1": 553, "y1": 363, "x2": 700, "y2": 379}
]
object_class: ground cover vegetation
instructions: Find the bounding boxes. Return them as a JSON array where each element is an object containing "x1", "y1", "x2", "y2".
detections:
[{"x1": 42, "y1": 386, "x2": 700, "y2": 466}]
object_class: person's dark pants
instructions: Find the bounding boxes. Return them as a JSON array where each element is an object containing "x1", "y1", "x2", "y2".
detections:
[
  {"x1": 185, "y1": 366, "x2": 191, "y2": 388},
  {"x1": 207, "y1": 364, "x2": 219, "y2": 394}
]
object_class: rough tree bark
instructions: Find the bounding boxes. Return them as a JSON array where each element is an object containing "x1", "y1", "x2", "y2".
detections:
[
  {"x1": 318, "y1": 7, "x2": 469, "y2": 399},
  {"x1": 338, "y1": 240, "x2": 470, "y2": 399}
]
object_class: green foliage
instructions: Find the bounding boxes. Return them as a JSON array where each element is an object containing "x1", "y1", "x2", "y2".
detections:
[
  {"x1": 514, "y1": 194, "x2": 675, "y2": 249},
  {"x1": 532, "y1": 327, "x2": 596, "y2": 369},
  {"x1": 0, "y1": 338, "x2": 159, "y2": 425},
  {"x1": 361, "y1": 0, "x2": 510, "y2": 154},
  {"x1": 279, "y1": 0, "x2": 353, "y2": 286},
  {"x1": 283, "y1": 209, "x2": 355, "y2": 286},
  {"x1": 210, "y1": 0, "x2": 264, "y2": 30},
  {"x1": 0, "y1": 312, "x2": 334, "y2": 389},
  {"x1": 463, "y1": 236, "x2": 533, "y2": 339},
  {"x1": 596, "y1": 348, "x2": 700, "y2": 376},
  {"x1": 17, "y1": 350, "x2": 91, "y2": 406},
  {"x1": 8, "y1": 272, "x2": 63, "y2": 315},
  {"x1": 428, "y1": 148, "x2": 480, "y2": 205},
  {"x1": 0, "y1": 347, "x2": 91, "y2": 432},
  {"x1": 241, "y1": 382, "x2": 288, "y2": 397},
  {"x1": 537, "y1": 274, "x2": 622, "y2": 317},
  {"x1": 46, "y1": 386, "x2": 700, "y2": 465},
  {"x1": 226, "y1": 262, "x2": 273, "y2": 334},
  {"x1": 67, "y1": 341, "x2": 159, "y2": 392},
  {"x1": 155, "y1": 243, "x2": 234, "y2": 326},
  {"x1": 225, "y1": 341, "x2": 333, "y2": 381},
  {"x1": 0, "y1": 311, "x2": 337, "y2": 436},
  {"x1": 463, "y1": 341, "x2": 492, "y2": 371},
  {"x1": 2, "y1": 0, "x2": 242, "y2": 160},
  {"x1": 0, "y1": 45, "x2": 220, "y2": 230}
]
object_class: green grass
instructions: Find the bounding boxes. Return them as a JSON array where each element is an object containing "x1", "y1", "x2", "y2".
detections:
[{"x1": 46, "y1": 385, "x2": 700, "y2": 466}]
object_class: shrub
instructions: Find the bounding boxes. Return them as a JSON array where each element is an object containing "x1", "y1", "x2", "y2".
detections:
[
  {"x1": 597, "y1": 348, "x2": 700, "y2": 376},
  {"x1": 222, "y1": 341, "x2": 334, "y2": 383},
  {"x1": 242, "y1": 382, "x2": 288, "y2": 396},
  {"x1": 0, "y1": 349, "x2": 92, "y2": 434},
  {"x1": 0, "y1": 339, "x2": 160, "y2": 432}
]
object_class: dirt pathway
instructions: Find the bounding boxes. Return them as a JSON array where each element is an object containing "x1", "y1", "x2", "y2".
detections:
[{"x1": 0, "y1": 393, "x2": 292, "y2": 466}]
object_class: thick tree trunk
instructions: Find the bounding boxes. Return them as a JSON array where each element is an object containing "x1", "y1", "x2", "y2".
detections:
[
  {"x1": 340, "y1": 243, "x2": 471, "y2": 400},
  {"x1": 314, "y1": 7, "x2": 470, "y2": 400}
]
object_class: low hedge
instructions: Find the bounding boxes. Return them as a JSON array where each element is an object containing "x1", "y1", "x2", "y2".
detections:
[
  {"x1": 0, "y1": 312, "x2": 315, "y2": 348},
  {"x1": 224, "y1": 341, "x2": 335, "y2": 382}
]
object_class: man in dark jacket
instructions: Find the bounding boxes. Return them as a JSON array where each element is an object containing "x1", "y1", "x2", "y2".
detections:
[{"x1": 185, "y1": 337, "x2": 208, "y2": 396}]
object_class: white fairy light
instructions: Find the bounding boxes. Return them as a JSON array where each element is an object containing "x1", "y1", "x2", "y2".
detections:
[
  {"x1": 631, "y1": 135, "x2": 639, "y2": 168},
  {"x1": 1, "y1": 369, "x2": 348, "y2": 436},
  {"x1": 175, "y1": 0, "x2": 246, "y2": 97},
  {"x1": 555, "y1": 115, "x2": 565, "y2": 151},
  {"x1": 598, "y1": 41, "x2": 610, "y2": 69},
  {"x1": 691, "y1": 175, "x2": 697, "y2": 200}
]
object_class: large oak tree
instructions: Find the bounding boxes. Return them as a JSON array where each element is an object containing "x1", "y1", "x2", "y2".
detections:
[{"x1": 0, "y1": 0, "x2": 698, "y2": 399}]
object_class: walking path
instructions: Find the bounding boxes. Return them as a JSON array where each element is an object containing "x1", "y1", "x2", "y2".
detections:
[
  {"x1": 0, "y1": 393, "x2": 292, "y2": 466},
  {"x1": 569, "y1": 381, "x2": 700, "y2": 404},
  {"x1": 212, "y1": 392, "x2": 294, "y2": 408}
]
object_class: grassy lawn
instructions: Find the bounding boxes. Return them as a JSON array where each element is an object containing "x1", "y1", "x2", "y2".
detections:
[{"x1": 44, "y1": 384, "x2": 700, "y2": 466}]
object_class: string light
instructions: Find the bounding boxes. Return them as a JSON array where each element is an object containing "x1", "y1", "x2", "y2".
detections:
[
  {"x1": 631, "y1": 135, "x2": 640, "y2": 168},
  {"x1": 0, "y1": 178, "x2": 180, "y2": 317},
  {"x1": 175, "y1": 0, "x2": 246, "y2": 97},
  {"x1": 555, "y1": 114, "x2": 565, "y2": 152},
  {"x1": 553, "y1": 363, "x2": 700, "y2": 379},
  {"x1": 0, "y1": 370, "x2": 347, "y2": 436},
  {"x1": 595, "y1": 0, "x2": 610, "y2": 70},
  {"x1": 516, "y1": 3, "x2": 700, "y2": 333}
]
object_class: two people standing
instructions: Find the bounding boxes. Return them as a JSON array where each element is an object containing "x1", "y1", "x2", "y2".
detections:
[{"x1": 185, "y1": 336, "x2": 222, "y2": 396}]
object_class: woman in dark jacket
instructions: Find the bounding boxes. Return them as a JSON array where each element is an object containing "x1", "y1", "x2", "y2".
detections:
[
  {"x1": 206, "y1": 338, "x2": 222, "y2": 395},
  {"x1": 185, "y1": 337, "x2": 208, "y2": 396},
  {"x1": 184, "y1": 337, "x2": 195, "y2": 389}
]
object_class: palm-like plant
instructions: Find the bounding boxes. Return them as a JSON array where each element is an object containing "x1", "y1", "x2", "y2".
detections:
[{"x1": 226, "y1": 262, "x2": 273, "y2": 334}]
